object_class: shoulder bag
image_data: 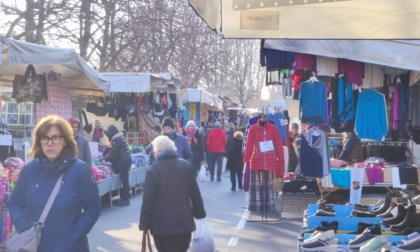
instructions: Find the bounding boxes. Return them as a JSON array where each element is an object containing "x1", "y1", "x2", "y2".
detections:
[{"x1": 6, "y1": 174, "x2": 64, "y2": 252}]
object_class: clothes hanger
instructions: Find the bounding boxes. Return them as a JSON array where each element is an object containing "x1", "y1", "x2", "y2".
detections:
[{"x1": 308, "y1": 71, "x2": 319, "y2": 82}]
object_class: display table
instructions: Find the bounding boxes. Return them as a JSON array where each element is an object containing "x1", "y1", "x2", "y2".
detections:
[{"x1": 97, "y1": 166, "x2": 149, "y2": 207}]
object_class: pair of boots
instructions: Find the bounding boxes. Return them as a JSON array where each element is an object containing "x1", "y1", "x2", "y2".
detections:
[{"x1": 387, "y1": 205, "x2": 420, "y2": 232}]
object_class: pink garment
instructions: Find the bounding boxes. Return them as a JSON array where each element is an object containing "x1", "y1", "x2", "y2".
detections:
[
  {"x1": 337, "y1": 59, "x2": 364, "y2": 85},
  {"x1": 295, "y1": 53, "x2": 316, "y2": 70},
  {"x1": 365, "y1": 166, "x2": 384, "y2": 185}
]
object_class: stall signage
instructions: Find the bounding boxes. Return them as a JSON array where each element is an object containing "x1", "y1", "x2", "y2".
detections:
[{"x1": 0, "y1": 134, "x2": 12, "y2": 146}]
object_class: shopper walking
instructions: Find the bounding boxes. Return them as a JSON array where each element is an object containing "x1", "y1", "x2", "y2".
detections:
[
  {"x1": 8, "y1": 115, "x2": 101, "y2": 252},
  {"x1": 183, "y1": 120, "x2": 205, "y2": 174},
  {"x1": 161, "y1": 117, "x2": 192, "y2": 162},
  {"x1": 139, "y1": 136, "x2": 206, "y2": 252},
  {"x1": 103, "y1": 125, "x2": 132, "y2": 206},
  {"x1": 225, "y1": 131, "x2": 244, "y2": 191},
  {"x1": 206, "y1": 121, "x2": 227, "y2": 182},
  {"x1": 68, "y1": 116, "x2": 92, "y2": 165},
  {"x1": 145, "y1": 125, "x2": 162, "y2": 165}
]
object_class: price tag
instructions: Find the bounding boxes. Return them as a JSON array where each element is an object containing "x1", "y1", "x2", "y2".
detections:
[{"x1": 259, "y1": 140, "x2": 274, "y2": 153}]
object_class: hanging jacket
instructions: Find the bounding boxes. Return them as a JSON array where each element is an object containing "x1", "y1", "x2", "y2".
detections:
[{"x1": 243, "y1": 119, "x2": 284, "y2": 176}]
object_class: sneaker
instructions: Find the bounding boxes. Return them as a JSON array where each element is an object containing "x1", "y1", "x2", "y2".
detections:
[
  {"x1": 348, "y1": 229, "x2": 376, "y2": 248},
  {"x1": 359, "y1": 236, "x2": 391, "y2": 252},
  {"x1": 238, "y1": 187, "x2": 243, "y2": 191},
  {"x1": 301, "y1": 237, "x2": 338, "y2": 251},
  {"x1": 402, "y1": 232, "x2": 420, "y2": 244},
  {"x1": 397, "y1": 237, "x2": 420, "y2": 251},
  {"x1": 303, "y1": 229, "x2": 335, "y2": 245}
]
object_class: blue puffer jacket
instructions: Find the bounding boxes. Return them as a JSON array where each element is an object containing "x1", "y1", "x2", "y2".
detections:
[
  {"x1": 8, "y1": 151, "x2": 101, "y2": 252},
  {"x1": 167, "y1": 131, "x2": 192, "y2": 163}
]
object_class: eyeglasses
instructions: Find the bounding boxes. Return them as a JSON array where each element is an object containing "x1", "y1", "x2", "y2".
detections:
[{"x1": 40, "y1": 135, "x2": 63, "y2": 145}]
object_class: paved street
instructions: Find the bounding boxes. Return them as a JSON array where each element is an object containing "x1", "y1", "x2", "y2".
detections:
[{"x1": 89, "y1": 170, "x2": 303, "y2": 252}]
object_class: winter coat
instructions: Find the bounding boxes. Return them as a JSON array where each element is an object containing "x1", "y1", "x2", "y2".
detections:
[
  {"x1": 8, "y1": 152, "x2": 101, "y2": 252},
  {"x1": 182, "y1": 129, "x2": 205, "y2": 172},
  {"x1": 167, "y1": 131, "x2": 193, "y2": 163},
  {"x1": 226, "y1": 137, "x2": 244, "y2": 172},
  {"x1": 243, "y1": 119, "x2": 284, "y2": 175},
  {"x1": 68, "y1": 117, "x2": 92, "y2": 165},
  {"x1": 206, "y1": 128, "x2": 227, "y2": 153},
  {"x1": 139, "y1": 151, "x2": 206, "y2": 235},
  {"x1": 104, "y1": 125, "x2": 132, "y2": 171}
]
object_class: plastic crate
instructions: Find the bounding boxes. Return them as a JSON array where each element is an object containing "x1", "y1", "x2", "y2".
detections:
[{"x1": 280, "y1": 192, "x2": 318, "y2": 213}]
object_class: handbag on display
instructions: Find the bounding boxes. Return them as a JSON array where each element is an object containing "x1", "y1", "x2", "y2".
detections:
[
  {"x1": 6, "y1": 175, "x2": 63, "y2": 252},
  {"x1": 141, "y1": 230, "x2": 153, "y2": 252},
  {"x1": 12, "y1": 64, "x2": 47, "y2": 103}
]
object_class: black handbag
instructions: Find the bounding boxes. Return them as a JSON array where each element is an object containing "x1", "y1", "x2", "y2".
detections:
[{"x1": 12, "y1": 64, "x2": 47, "y2": 103}]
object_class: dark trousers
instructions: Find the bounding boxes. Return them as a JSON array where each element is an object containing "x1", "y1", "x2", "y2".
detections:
[
  {"x1": 230, "y1": 170, "x2": 243, "y2": 190},
  {"x1": 115, "y1": 165, "x2": 130, "y2": 202},
  {"x1": 153, "y1": 233, "x2": 191, "y2": 252},
  {"x1": 208, "y1": 152, "x2": 223, "y2": 180}
]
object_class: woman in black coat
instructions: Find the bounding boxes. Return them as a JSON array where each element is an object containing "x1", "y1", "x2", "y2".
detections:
[
  {"x1": 225, "y1": 131, "x2": 244, "y2": 191},
  {"x1": 103, "y1": 125, "x2": 132, "y2": 206},
  {"x1": 139, "y1": 135, "x2": 206, "y2": 252},
  {"x1": 182, "y1": 120, "x2": 205, "y2": 173}
]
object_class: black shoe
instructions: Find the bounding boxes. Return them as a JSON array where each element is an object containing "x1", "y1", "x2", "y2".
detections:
[
  {"x1": 116, "y1": 200, "x2": 130, "y2": 206},
  {"x1": 217, "y1": 178, "x2": 221, "y2": 182},
  {"x1": 352, "y1": 210, "x2": 376, "y2": 217},
  {"x1": 391, "y1": 212, "x2": 420, "y2": 232},
  {"x1": 372, "y1": 194, "x2": 392, "y2": 215},
  {"x1": 382, "y1": 204, "x2": 415, "y2": 227},
  {"x1": 231, "y1": 188, "x2": 236, "y2": 191},
  {"x1": 210, "y1": 177, "x2": 214, "y2": 181}
]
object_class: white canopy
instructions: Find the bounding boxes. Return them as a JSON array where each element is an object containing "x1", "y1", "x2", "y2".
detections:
[
  {"x1": 263, "y1": 39, "x2": 420, "y2": 71},
  {"x1": 180, "y1": 88, "x2": 223, "y2": 110},
  {"x1": 189, "y1": 0, "x2": 420, "y2": 39},
  {"x1": 0, "y1": 35, "x2": 110, "y2": 96}
]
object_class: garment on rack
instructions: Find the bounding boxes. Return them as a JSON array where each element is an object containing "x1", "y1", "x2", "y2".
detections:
[
  {"x1": 398, "y1": 165, "x2": 419, "y2": 185},
  {"x1": 337, "y1": 59, "x2": 364, "y2": 85},
  {"x1": 362, "y1": 142, "x2": 407, "y2": 162},
  {"x1": 267, "y1": 112, "x2": 288, "y2": 145},
  {"x1": 409, "y1": 81, "x2": 420, "y2": 127},
  {"x1": 299, "y1": 128, "x2": 329, "y2": 178},
  {"x1": 355, "y1": 89, "x2": 388, "y2": 141},
  {"x1": 260, "y1": 44, "x2": 295, "y2": 70},
  {"x1": 294, "y1": 53, "x2": 316, "y2": 70},
  {"x1": 338, "y1": 75, "x2": 354, "y2": 122},
  {"x1": 299, "y1": 80, "x2": 327, "y2": 124}
]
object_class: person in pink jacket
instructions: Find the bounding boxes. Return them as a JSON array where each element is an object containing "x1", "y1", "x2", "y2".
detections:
[{"x1": 206, "y1": 121, "x2": 227, "y2": 182}]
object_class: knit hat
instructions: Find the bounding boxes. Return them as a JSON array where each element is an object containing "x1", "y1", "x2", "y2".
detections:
[
  {"x1": 214, "y1": 121, "x2": 222, "y2": 128},
  {"x1": 68, "y1": 116, "x2": 80, "y2": 126},
  {"x1": 162, "y1": 117, "x2": 174, "y2": 130},
  {"x1": 291, "y1": 123, "x2": 299, "y2": 129},
  {"x1": 185, "y1": 120, "x2": 197, "y2": 129}
]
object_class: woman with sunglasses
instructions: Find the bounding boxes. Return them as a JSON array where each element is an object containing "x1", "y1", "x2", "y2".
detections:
[{"x1": 8, "y1": 115, "x2": 101, "y2": 252}]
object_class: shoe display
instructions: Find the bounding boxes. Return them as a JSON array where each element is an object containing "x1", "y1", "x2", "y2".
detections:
[
  {"x1": 352, "y1": 210, "x2": 376, "y2": 217},
  {"x1": 302, "y1": 229, "x2": 335, "y2": 245},
  {"x1": 397, "y1": 237, "x2": 420, "y2": 251},
  {"x1": 376, "y1": 205, "x2": 396, "y2": 218},
  {"x1": 391, "y1": 212, "x2": 420, "y2": 232},
  {"x1": 348, "y1": 229, "x2": 376, "y2": 249},
  {"x1": 382, "y1": 204, "x2": 415, "y2": 227},
  {"x1": 301, "y1": 237, "x2": 338, "y2": 251},
  {"x1": 359, "y1": 235, "x2": 391, "y2": 252},
  {"x1": 412, "y1": 194, "x2": 420, "y2": 204},
  {"x1": 372, "y1": 194, "x2": 392, "y2": 215},
  {"x1": 402, "y1": 232, "x2": 420, "y2": 243},
  {"x1": 315, "y1": 209, "x2": 336, "y2": 217}
]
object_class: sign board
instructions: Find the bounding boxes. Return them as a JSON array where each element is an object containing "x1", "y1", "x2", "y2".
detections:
[
  {"x1": 0, "y1": 134, "x2": 12, "y2": 146},
  {"x1": 188, "y1": 89, "x2": 201, "y2": 102}
]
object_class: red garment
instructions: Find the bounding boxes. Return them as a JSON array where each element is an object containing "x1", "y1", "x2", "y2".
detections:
[
  {"x1": 243, "y1": 120, "x2": 284, "y2": 177},
  {"x1": 206, "y1": 128, "x2": 227, "y2": 153}
]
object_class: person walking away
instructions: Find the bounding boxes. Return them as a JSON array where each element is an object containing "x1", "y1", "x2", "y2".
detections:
[
  {"x1": 206, "y1": 121, "x2": 227, "y2": 182},
  {"x1": 68, "y1": 116, "x2": 92, "y2": 165},
  {"x1": 225, "y1": 131, "x2": 245, "y2": 191},
  {"x1": 145, "y1": 125, "x2": 162, "y2": 165},
  {"x1": 103, "y1": 125, "x2": 132, "y2": 206},
  {"x1": 139, "y1": 136, "x2": 206, "y2": 252},
  {"x1": 161, "y1": 117, "x2": 192, "y2": 162},
  {"x1": 183, "y1": 120, "x2": 205, "y2": 174},
  {"x1": 8, "y1": 115, "x2": 100, "y2": 252}
]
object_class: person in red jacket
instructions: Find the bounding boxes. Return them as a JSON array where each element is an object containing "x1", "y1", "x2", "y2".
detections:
[{"x1": 206, "y1": 121, "x2": 227, "y2": 182}]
